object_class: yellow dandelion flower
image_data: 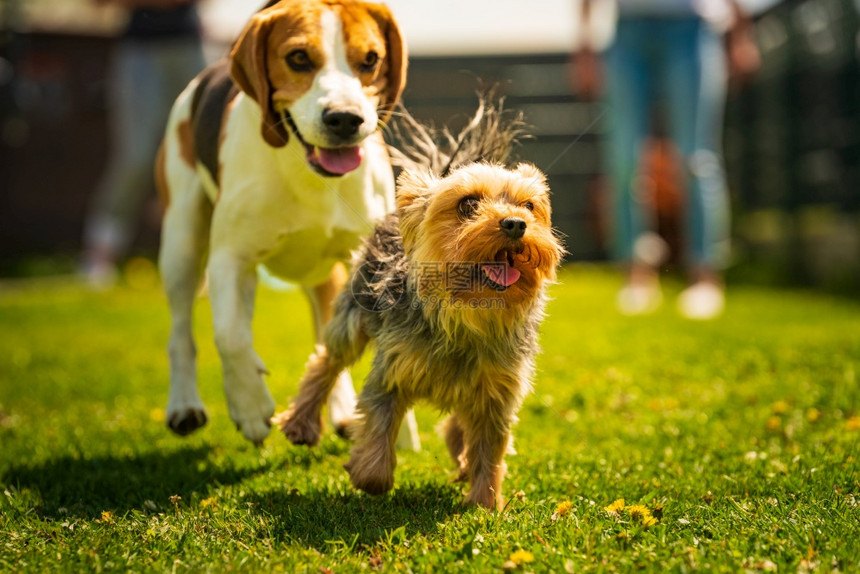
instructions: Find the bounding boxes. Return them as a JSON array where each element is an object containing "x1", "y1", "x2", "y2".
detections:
[
  {"x1": 845, "y1": 416, "x2": 860, "y2": 431},
  {"x1": 509, "y1": 549, "x2": 535, "y2": 565},
  {"x1": 200, "y1": 497, "x2": 217, "y2": 509},
  {"x1": 605, "y1": 498, "x2": 625, "y2": 514},
  {"x1": 771, "y1": 400, "x2": 790, "y2": 414},
  {"x1": 554, "y1": 501, "x2": 573, "y2": 516},
  {"x1": 766, "y1": 416, "x2": 782, "y2": 431},
  {"x1": 98, "y1": 510, "x2": 114, "y2": 524},
  {"x1": 626, "y1": 504, "x2": 651, "y2": 520},
  {"x1": 805, "y1": 408, "x2": 820, "y2": 423},
  {"x1": 642, "y1": 515, "x2": 659, "y2": 527}
]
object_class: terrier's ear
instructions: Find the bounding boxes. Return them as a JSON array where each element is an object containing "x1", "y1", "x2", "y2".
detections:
[
  {"x1": 515, "y1": 162, "x2": 547, "y2": 186},
  {"x1": 396, "y1": 169, "x2": 436, "y2": 250}
]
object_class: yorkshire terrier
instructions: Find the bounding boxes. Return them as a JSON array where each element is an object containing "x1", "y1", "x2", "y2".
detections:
[{"x1": 276, "y1": 98, "x2": 563, "y2": 509}]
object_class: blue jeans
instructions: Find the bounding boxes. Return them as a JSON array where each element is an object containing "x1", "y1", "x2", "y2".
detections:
[{"x1": 604, "y1": 16, "x2": 730, "y2": 269}]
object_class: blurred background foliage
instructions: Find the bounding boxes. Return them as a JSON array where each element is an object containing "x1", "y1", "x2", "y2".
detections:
[{"x1": 0, "y1": 0, "x2": 858, "y2": 293}]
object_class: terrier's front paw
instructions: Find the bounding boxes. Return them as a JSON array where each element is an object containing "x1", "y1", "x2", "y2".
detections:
[
  {"x1": 277, "y1": 409, "x2": 323, "y2": 447},
  {"x1": 344, "y1": 458, "x2": 394, "y2": 495},
  {"x1": 465, "y1": 487, "x2": 501, "y2": 510}
]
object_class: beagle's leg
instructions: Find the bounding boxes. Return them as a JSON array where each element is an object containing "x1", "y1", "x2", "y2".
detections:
[
  {"x1": 304, "y1": 263, "x2": 357, "y2": 438},
  {"x1": 398, "y1": 405, "x2": 422, "y2": 452},
  {"x1": 306, "y1": 263, "x2": 421, "y2": 451},
  {"x1": 160, "y1": 169, "x2": 211, "y2": 436},
  {"x1": 208, "y1": 251, "x2": 275, "y2": 445}
]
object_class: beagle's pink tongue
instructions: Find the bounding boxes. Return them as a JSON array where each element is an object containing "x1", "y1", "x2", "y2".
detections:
[
  {"x1": 313, "y1": 146, "x2": 363, "y2": 175},
  {"x1": 482, "y1": 263, "x2": 521, "y2": 287}
]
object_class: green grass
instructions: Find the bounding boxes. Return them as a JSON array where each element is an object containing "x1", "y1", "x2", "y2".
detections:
[{"x1": 1, "y1": 264, "x2": 859, "y2": 572}]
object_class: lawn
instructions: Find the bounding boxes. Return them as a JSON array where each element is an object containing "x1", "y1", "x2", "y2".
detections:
[{"x1": 1, "y1": 264, "x2": 858, "y2": 572}]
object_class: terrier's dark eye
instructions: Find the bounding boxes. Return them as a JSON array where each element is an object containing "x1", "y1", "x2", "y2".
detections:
[
  {"x1": 286, "y1": 50, "x2": 313, "y2": 72},
  {"x1": 524, "y1": 201, "x2": 535, "y2": 211},
  {"x1": 457, "y1": 196, "x2": 480, "y2": 218},
  {"x1": 359, "y1": 51, "x2": 379, "y2": 72}
]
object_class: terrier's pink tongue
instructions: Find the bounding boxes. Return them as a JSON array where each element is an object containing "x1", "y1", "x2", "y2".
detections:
[
  {"x1": 313, "y1": 146, "x2": 363, "y2": 175},
  {"x1": 482, "y1": 263, "x2": 521, "y2": 287}
]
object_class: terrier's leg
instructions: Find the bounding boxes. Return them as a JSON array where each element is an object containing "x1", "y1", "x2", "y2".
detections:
[
  {"x1": 303, "y1": 264, "x2": 420, "y2": 450},
  {"x1": 441, "y1": 413, "x2": 468, "y2": 482},
  {"x1": 344, "y1": 377, "x2": 408, "y2": 495},
  {"x1": 303, "y1": 264, "x2": 357, "y2": 437},
  {"x1": 461, "y1": 397, "x2": 517, "y2": 510},
  {"x1": 278, "y1": 344, "x2": 346, "y2": 446}
]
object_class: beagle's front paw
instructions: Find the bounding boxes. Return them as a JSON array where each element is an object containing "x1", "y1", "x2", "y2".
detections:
[
  {"x1": 227, "y1": 389, "x2": 276, "y2": 446},
  {"x1": 235, "y1": 414, "x2": 272, "y2": 446},
  {"x1": 167, "y1": 403, "x2": 208, "y2": 436}
]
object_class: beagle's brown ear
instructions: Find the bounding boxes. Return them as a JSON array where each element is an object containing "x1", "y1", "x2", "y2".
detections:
[
  {"x1": 230, "y1": 11, "x2": 289, "y2": 148},
  {"x1": 367, "y1": 3, "x2": 408, "y2": 123},
  {"x1": 395, "y1": 169, "x2": 435, "y2": 251}
]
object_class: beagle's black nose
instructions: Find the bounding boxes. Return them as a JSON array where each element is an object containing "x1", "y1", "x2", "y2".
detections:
[
  {"x1": 322, "y1": 109, "x2": 363, "y2": 139},
  {"x1": 499, "y1": 217, "x2": 526, "y2": 240}
]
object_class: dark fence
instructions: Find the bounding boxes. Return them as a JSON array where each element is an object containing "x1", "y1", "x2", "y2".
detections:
[
  {"x1": 726, "y1": 0, "x2": 859, "y2": 213},
  {"x1": 0, "y1": 32, "x2": 121, "y2": 275},
  {"x1": 725, "y1": 0, "x2": 860, "y2": 288}
]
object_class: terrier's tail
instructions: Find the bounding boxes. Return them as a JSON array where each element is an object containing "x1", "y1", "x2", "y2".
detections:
[{"x1": 386, "y1": 89, "x2": 528, "y2": 178}]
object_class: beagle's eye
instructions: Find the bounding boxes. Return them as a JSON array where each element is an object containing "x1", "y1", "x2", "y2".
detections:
[
  {"x1": 359, "y1": 51, "x2": 379, "y2": 72},
  {"x1": 286, "y1": 50, "x2": 313, "y2": 72},
  {"x1": 524, "y1": 201, "x2": 535, "y2": 212},
  {"x1": 457, "y1": 196, "x2": 480, "y2": 218}
]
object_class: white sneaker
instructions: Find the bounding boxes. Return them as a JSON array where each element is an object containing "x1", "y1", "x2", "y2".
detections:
[
  {"x1": 677, "y1": 282, "x2": 724, "y2": 320},
  {"x1": 617, "y1": 283, "x2": 663, "y2": 316},
  {"x1": 80, "y1": 260, "x2": 118, "y2": 290}
]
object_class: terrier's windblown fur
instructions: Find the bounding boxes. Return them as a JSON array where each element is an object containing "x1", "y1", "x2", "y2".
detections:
[{"x1": 277, "y1": 99, "x2": 564, "y2": 509}]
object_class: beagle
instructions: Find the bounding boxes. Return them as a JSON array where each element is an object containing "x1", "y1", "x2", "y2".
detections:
[{"x1": 156, "y1": 0, "x2": 417, "y2": 448}]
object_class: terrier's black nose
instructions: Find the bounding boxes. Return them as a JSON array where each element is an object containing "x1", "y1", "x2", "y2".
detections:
[
  {"x1": 322, "y1": 109, "x2": 363, "y2": 139},
  {"x1": 499, "y1": 217, "x2": 526, "y2": 239}
]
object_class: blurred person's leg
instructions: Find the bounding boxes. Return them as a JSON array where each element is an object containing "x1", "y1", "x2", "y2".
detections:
[
  {"x1": 158, "y1": 36, "x2": 206, "y2": 117},
  {"x1": 662, "y1": 17, "x2": 729, "y2": 319},
  {"x1": 604, "y1": 19, "x2": 662, "y2": 314},
  {"x1": 83, "y1": 37, "x2": 204, "y2": 286}
]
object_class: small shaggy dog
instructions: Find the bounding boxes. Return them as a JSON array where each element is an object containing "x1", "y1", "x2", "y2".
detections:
[{"x1": 276, "y1": 100, "x2": 563, "y2": 509}]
